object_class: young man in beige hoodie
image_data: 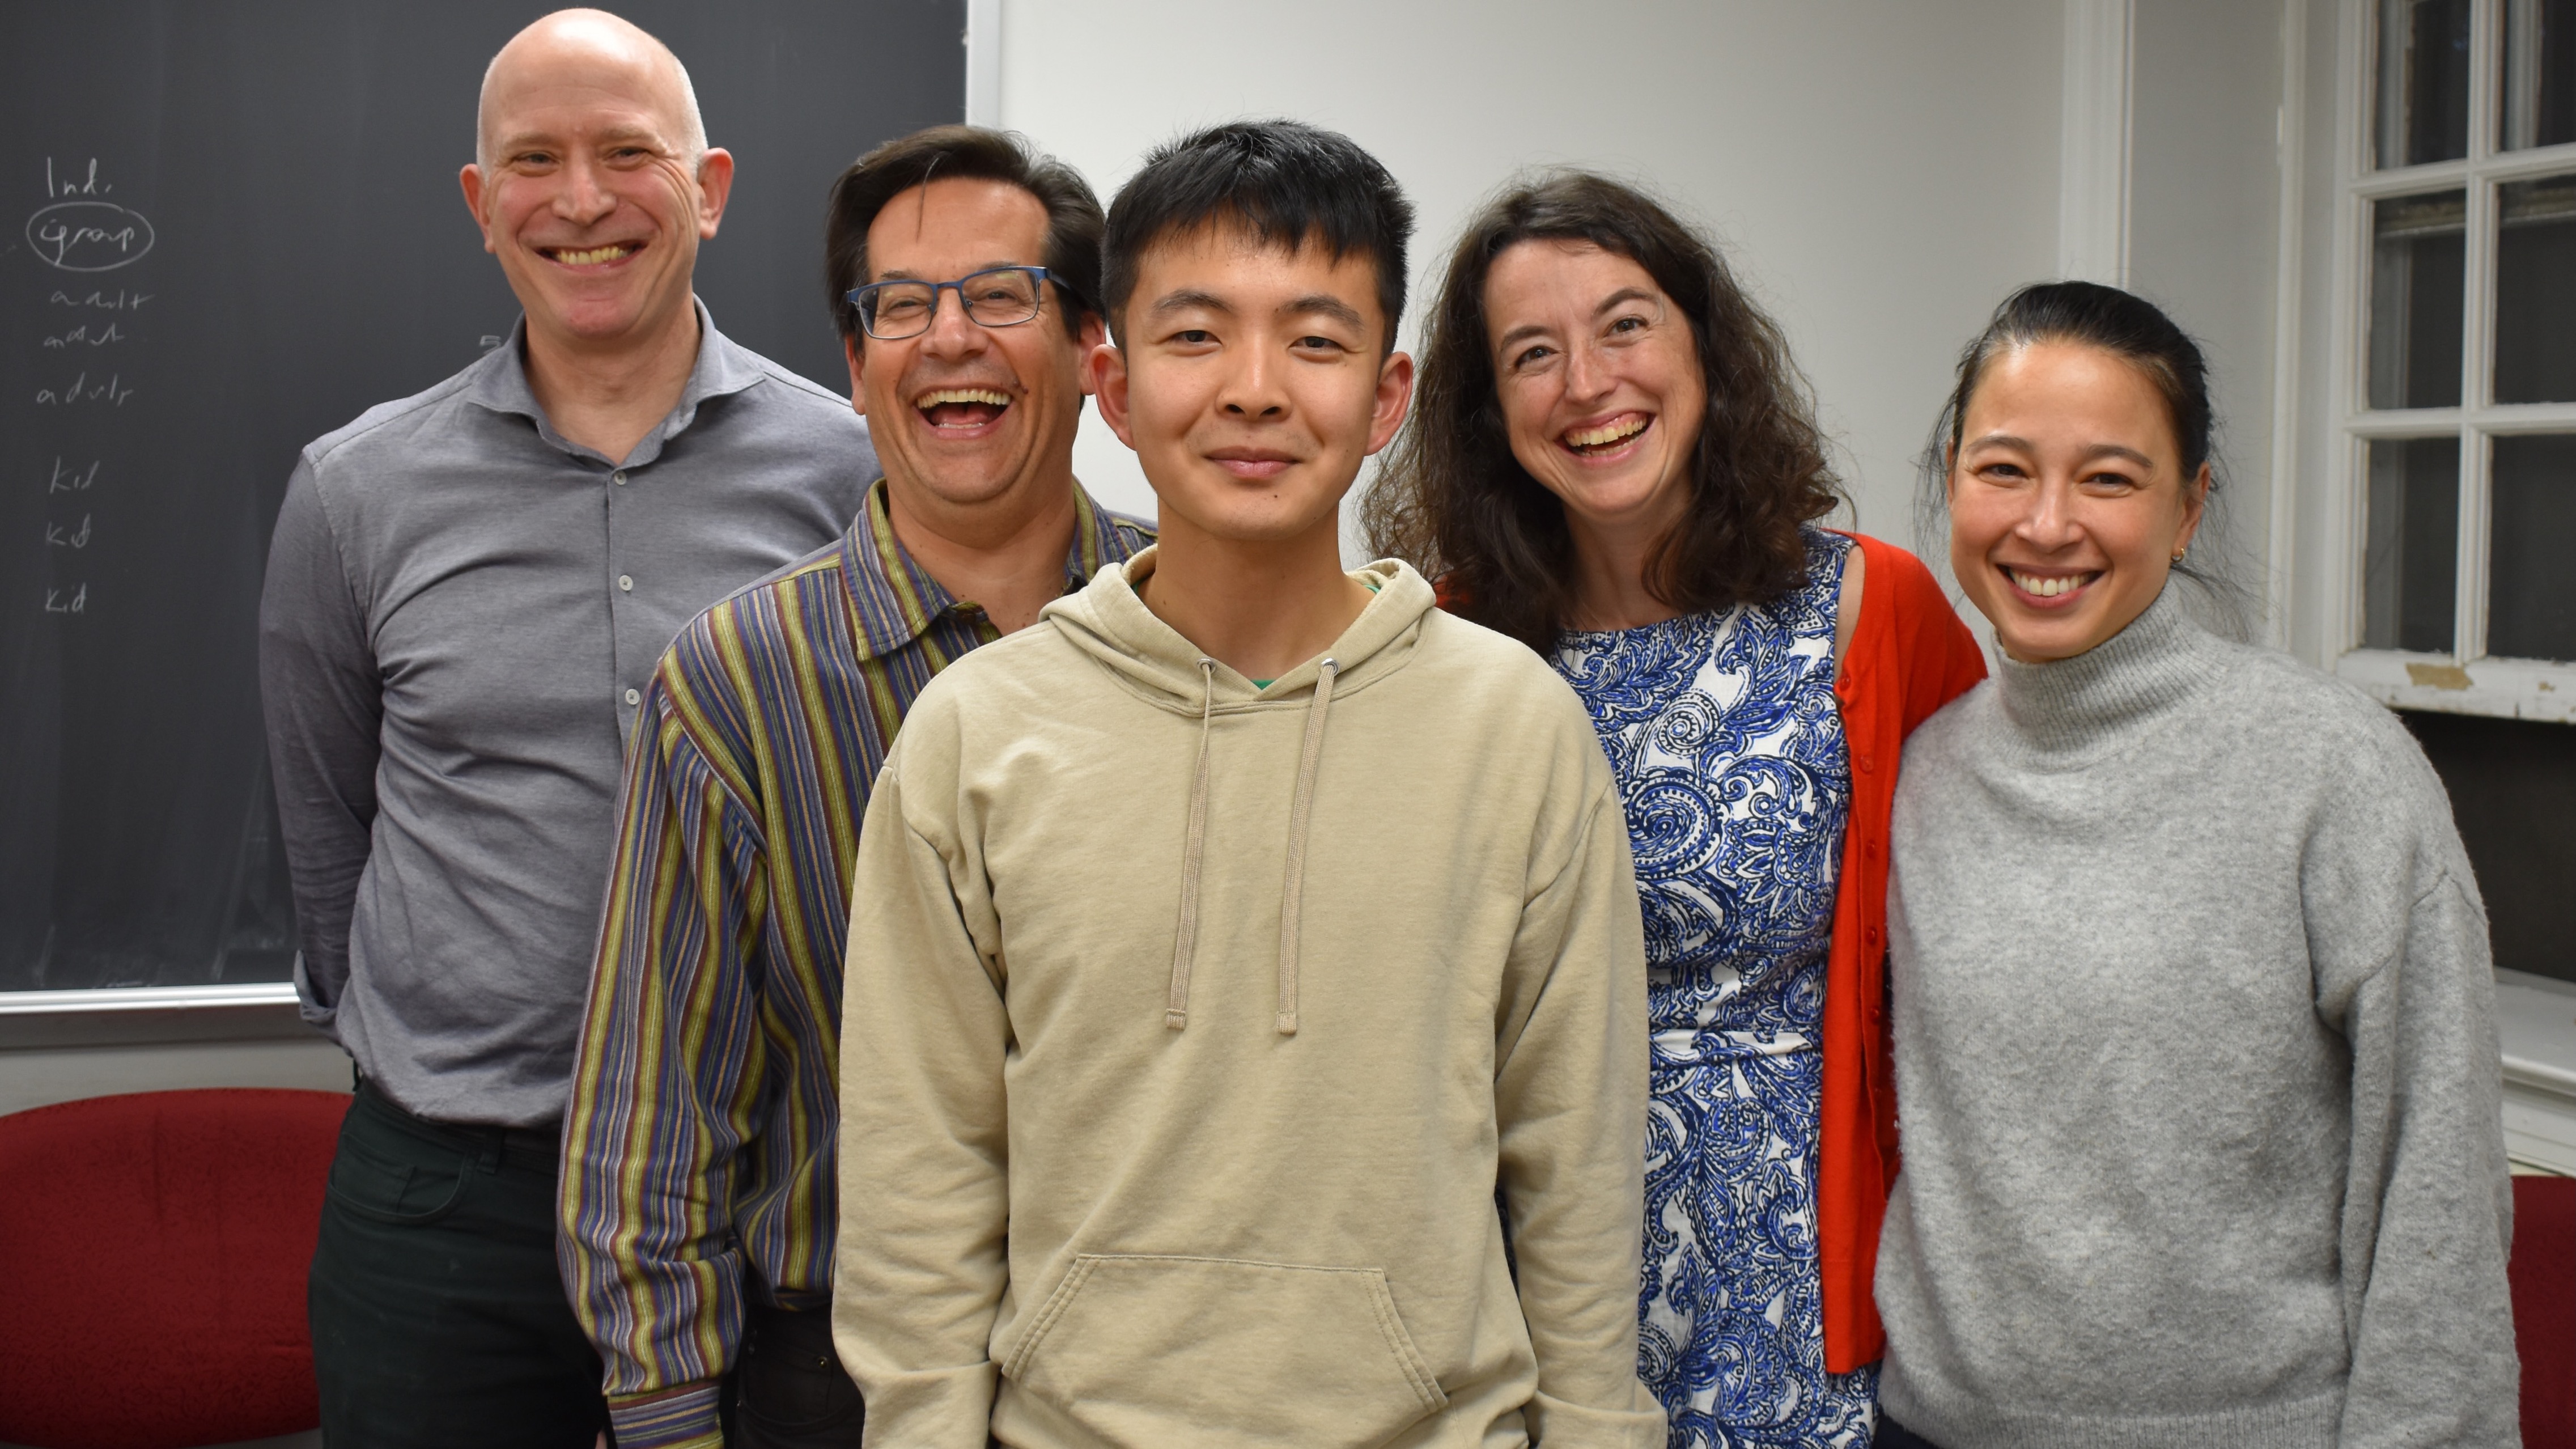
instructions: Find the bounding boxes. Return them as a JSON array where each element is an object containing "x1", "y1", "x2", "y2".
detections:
[{"x1": 832, "y1": 120, "x2": 1661, "y2": 1448}]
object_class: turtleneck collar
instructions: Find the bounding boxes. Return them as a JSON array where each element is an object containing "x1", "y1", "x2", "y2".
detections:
[{"x1": 1995, "y1": 586, "x2": 2218, "y2": 753}]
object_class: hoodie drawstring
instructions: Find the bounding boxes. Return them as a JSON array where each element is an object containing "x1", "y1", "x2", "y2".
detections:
[
  {"x1": 1163, "y1": 656, "x2": 1341, "y2": 1036},
  {"x1": 1273, "y1": 658, "x2": 1338, "y2": 1035},
  {"x1": 1165, "y1": 658, "x2": 1219, "y2": 1030}
]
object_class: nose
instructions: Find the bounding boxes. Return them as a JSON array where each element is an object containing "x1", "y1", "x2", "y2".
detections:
[
  {"x1": 1217, "y1": 342, "x2": 1287, "y2": 421},
  {"x1": 2014, "y1": 475, "x2": 2083, "y2": 551},
  {"x1": 917, "y1": 286, "x2": 988, "y2": 362},
  {"x1": 1562, "y1": 337, "x2": 1615, "y2": 405},
  {"x1": 553, "y1": 154, "x2": 617, "y2": 228}
]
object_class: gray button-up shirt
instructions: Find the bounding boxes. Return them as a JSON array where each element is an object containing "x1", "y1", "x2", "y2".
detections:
[{"x1": 259, "y1": 304, "x2": 873, "y2": 1126}]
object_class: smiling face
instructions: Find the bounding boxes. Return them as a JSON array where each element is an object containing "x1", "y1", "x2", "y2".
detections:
[
  {"x1": 848, "y1": 177, "x2": 1100, "y2": 512},
  {"x1": 1093, "y1": 222, "x2": 1412, "y2": 550},
  {"x1": 1947, "y1": 340, "x2": 2209, "y2": 662},
  {"x1": 1483, "y1": 239, "x2": 1705, "y2": 550},
  {"x1": 459, "y1": 14, "x2": 728, "y2": 354}
]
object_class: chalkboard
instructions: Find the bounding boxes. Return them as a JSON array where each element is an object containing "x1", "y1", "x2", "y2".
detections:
[{"x1": 0, "y1": 1, "x2": 966, "y2": 993}]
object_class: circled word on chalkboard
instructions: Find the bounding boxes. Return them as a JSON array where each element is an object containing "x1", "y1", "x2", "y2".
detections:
[{"x1": 26, "y1": 200, "x2": 155, "y2": 272}]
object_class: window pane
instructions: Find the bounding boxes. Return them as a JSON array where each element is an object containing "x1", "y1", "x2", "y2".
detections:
[
  {"x1": 2363, "y1": 437, "x2": 2460, "y2": 653},
  {"x1": 2488, "y1": 435, "x2": 2576, "y2": 659},
  {"x1": 2369, "y1": 190, "x2": 2467, "y2": 409},
  {"x1": 2503, "y1": 0, "x2": 2576, "y2": 150},
  {"x1": 2378, "y1": 0, "x2": 2473, "y2": 167},
  {"x1": 2496, "y1": 176, "x2": 2576, "y2": 401}
]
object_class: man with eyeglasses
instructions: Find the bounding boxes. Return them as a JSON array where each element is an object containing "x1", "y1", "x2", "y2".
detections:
[{"x1": 557, "y1": 124, "x2": 1149, "y2": 1449}]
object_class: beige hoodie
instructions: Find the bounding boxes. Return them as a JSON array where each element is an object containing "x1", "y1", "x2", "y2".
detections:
[{"x1": 831, "y1": 550, "x2": 1658, "y2": 1448}]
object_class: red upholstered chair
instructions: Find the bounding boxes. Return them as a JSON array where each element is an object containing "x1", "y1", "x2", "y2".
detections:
[
  {"x1": 2520, "y1": 1173, "x2": 2576, "y2": 1449},
  {"x1": 0, "y1": 1088, "x2": 349, "y2": 1449}
]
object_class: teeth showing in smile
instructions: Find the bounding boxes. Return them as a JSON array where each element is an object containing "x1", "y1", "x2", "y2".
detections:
[
  {"x1": 1564, "y1": 416, "x2": 1648, "y2": 452},
  {"x1": 915, "y1": 388, "x2": 1011, "y2": 410},
  {"x1": 550, "y1": 245, "x2": 634, "y2": 265},
  {"x1": 2008, "y1": 569, "x2": 2097, "y2": 598}
]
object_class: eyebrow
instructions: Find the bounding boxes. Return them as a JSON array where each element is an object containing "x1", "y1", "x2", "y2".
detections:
[
  {"x1": 1966, "y1": 433, "x2": 2159, "y2": 469},
  {"x1": 1280, "y1": 293, "x2": 1366, "y2": 331},
  {"x1": 1149, "y1": 287, "x2": 1233, "y2": 319},
  {"x1": 1495, "y1": 287, "x2": 1661, "y2": 352},
  {"x1": 873, "y1": 261, "x2": 1030, "y2": 282},
  {"x1": 495, "y1": 123, "x2": 659, "y2": 152}
]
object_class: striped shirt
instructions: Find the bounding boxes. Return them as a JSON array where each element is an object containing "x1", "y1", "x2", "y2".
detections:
[{"x1": 558, "y1": 480, "x2": 1152, "y2": 1448}]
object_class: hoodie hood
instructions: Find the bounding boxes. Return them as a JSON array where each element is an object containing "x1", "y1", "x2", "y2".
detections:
[
  {"x1": 1042, "y1": 546, "x2": 1438, "y2": 709},
  {"x1": 1041, "y1": 549, "x2": 1440, "y2": 1036}
]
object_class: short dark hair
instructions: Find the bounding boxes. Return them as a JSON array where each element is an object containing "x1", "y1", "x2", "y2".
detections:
[
  {"x1": 822, "y1": 124, "x2": 1104, "y2": 347},
  {"x1": 1361, "y1": 170, "x2": 1841, "y2": 651},
  {"x1": 1101, "y1": 119, "x2": 1413, "y2": 350}
]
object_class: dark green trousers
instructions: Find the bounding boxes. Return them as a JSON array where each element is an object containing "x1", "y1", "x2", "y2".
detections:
[{"x1": 308, "y1": 1081, "x2": 608, "y2": 1448}]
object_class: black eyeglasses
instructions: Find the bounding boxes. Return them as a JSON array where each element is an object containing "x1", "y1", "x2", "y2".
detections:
[{"x1": 844, "y1": 265, "x2": 1059, "y2": 341}]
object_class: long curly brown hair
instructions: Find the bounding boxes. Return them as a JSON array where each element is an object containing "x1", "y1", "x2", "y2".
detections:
[{"x1": 1361, "y1": 171, "x2": 1841, "y2": 650}]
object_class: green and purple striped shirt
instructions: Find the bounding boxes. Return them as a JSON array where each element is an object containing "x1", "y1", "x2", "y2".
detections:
[{"x1": 558, "y1": 480, "x2": 1151, "y2": 1448}]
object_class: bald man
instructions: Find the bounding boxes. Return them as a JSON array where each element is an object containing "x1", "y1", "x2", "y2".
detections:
[{"x1": 257, "y1": 11, "x2": 872, "y2": 1442}]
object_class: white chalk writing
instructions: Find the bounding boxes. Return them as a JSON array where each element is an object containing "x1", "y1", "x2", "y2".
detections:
[
  {"x1": 43, "y1": 322, "x2": 125, "y2": 348},
  {"x1": 33, "y1": 371, "x2": 133, "y2": 406},
  {"x1": 48, "y1": 289, "x2": 151, "y2": 310}
]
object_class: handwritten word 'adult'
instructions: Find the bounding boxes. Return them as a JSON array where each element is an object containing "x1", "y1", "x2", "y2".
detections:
[
  {"x1": 46, "y1": 515, "x2": 92, "y2": 549},
  {"x1": 34, "y1": 372, "x2": 134, "y2": 406},
  {"x1": 48, "y1": 289, "x2": 151, "y2": 311},
  {"x1": 44, "y1": 323, "x2": 124, "y2": 349},
  {"x1": 27, "y1": 201, "x2": 156, "y2": 272},
  {"x1": 49, "y1": 459, "x2": 100, "y2": 493},
  {"x1": 45, "y1": 584, "x2": 89, "y2": 615}
]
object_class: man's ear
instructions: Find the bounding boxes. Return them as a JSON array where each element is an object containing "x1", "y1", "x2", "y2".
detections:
[
  {"x1": 458, "y1": 164, "x2": 496, "y2": 255},
  {"x1": 1087, "y1": 341, "x2": 1136, "y2": 450},
  {"x1": 844, "y1": 335, "x2": 867, "y2": 416},
  {"x1": 1363, "y1": 349, "x2": 1416, "y2": 456},
  {"x1": 1073, "y1": 313, "x2": 1109, "y2": 396},
  {"x1": 694, "y1": 148, "x2": 736, "y2": 238}
]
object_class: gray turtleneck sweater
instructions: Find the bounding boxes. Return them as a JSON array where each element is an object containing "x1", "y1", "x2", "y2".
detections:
[{"x1": 1877, "y1": 588, "x2": 2519, "y2": 1449}]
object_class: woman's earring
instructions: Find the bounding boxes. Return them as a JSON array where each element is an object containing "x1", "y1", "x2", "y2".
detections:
[{"x1": 2171, "y1": 546, "x2": 2188, "y2": 564}]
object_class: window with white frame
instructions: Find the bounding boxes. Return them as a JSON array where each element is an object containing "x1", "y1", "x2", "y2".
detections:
[{"x1": 2335, "y1": 0, "x2": 2576, "y2": 717}]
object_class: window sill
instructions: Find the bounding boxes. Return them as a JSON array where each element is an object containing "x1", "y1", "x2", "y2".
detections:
[
  {"x1": 2498, "y1": 968, "x2": 2576, "y2": 1175},
  {"x1": 2337, "y1": 650, "x2": 2576, "y2": 723}
]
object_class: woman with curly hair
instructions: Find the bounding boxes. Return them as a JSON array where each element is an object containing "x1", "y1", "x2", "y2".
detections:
[{"x1": 1364, "y1": 172, "x2": 1984, "y2": 1446}]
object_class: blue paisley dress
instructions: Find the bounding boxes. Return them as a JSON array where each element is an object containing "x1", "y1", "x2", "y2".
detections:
[{"x1": 1551, "y1": 528, "x2": 1873, "y2": 1448}]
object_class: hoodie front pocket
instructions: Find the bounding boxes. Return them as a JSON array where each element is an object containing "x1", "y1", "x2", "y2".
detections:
[{"x1": 1006, "y1": 1253, "x2": 1449, "y2": 1447}]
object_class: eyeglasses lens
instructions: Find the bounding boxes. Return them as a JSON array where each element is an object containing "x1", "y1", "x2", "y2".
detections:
[{"x1": 863, "y1": 270, "x2": 1044, "y2": 340}]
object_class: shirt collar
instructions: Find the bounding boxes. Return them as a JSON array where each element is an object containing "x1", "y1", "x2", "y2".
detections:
[
  {"x1": 461, "y1": 297, "x2": 765, "y2": 467},
  {"x1": 841, "y1": 477, "x2": 1124, "y2": 662}
]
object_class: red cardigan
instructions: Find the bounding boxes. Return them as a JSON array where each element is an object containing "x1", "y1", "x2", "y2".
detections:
[
  {"x1": 1817, "y1": 531, "x2": 1985, "y2": 1371},
  {"x1": 1436, "y1": 534, "x2": 1984, "y2": 1372}
]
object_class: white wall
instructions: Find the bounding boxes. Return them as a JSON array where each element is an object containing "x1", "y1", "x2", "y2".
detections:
[
  {"x1": 2128, "y1": 0, "x2": 2294, "y2": 630},
  {"x1": 995, "y1": 0, "x2": 2067, "y2": 558}
]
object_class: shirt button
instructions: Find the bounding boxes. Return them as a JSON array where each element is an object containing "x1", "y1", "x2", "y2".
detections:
[
  {"x1": 623, "y1": 688, "x2": 640, "y2": 706},
  {"x1": 613, "y1": 470, "x2": 627, "y2": 485},
  {"x1": 618, "y1": 574, "x2": 634, "y2": 592}
]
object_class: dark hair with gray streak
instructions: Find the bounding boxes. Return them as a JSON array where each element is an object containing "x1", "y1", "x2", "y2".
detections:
[
  {"x1": 822, "y1": 125, "x2": 1104, "y2": 348},
  {"x1": 1919, "y1": 280, "x2": 2250, "y2": 635}
]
